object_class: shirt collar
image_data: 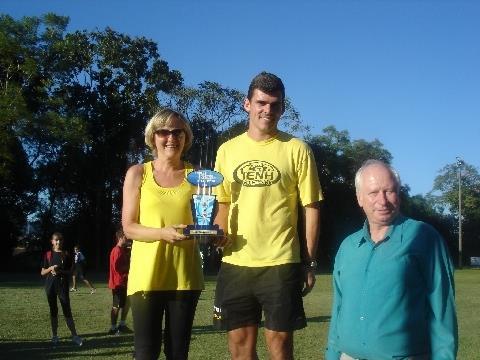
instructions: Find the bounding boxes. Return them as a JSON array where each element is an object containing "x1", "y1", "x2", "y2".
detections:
[{"x1": 358, "y1": 214, "x2": 406, "y2": 247}]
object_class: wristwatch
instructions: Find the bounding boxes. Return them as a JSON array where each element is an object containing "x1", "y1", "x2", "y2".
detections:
[{"x1": 304, "y1": 260, "x2": 318, "y2": 270}]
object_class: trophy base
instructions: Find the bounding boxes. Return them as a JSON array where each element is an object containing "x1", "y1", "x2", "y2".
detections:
[{"x1": 184, "y1": 225, "x2": 224, "y2": 244}]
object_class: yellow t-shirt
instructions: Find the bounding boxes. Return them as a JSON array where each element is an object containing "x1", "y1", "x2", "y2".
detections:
[
  {"x1": 127, "y1": 161, "x2": 204, "y2": 295},
  {"x1": 214, "y1": 132, "x2": 323, "y2": 267}
]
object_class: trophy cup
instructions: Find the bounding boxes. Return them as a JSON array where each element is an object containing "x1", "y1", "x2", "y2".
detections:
[{"x1": 184, "y1": 169, "x2": 224, "y2": 242}]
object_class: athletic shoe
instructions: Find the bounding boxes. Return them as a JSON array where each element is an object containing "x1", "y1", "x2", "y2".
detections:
[
  {"x1": 51, "y1": 336, "x2": 59, "y2": 345},
  {"x1": 107, "y1": 327, "x2": 117, "y2": 335},
  {"x1": 117, "y1": 324, "x2": 132, "y2": 333},
  {"x1": 90, "y1": 288, "x2": 96, "y2": 294},
  {"x1": 72, "y1": 335, "x2": 83, "y2": 346},
  {"x1": 70, "y1": 287, "x2": 77, "y2": 292}
]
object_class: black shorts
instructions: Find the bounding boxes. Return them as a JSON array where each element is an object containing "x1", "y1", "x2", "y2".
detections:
[
  {"x1": 213, "y1": 263, "x2": 306, "y2": 332},
  {"x1": 73, "y1": 264, "x2": 85, "y2": 279},
  {"x1": 112, "y1": 287, "x2": 127, "y2": 308}
]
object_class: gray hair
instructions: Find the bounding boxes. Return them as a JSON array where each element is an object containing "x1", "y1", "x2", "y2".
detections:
[{"x1": 354, "y1": 159, "x2": 401, "y2": 194}]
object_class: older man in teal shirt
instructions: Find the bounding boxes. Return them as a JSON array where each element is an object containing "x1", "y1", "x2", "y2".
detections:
[{"x1": 326, "y1": 160, "x2": 457, "y2": 360}]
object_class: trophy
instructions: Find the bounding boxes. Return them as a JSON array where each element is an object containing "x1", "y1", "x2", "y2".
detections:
[{"x1": 184, "y1": 169, "x2": 224, "y2": 242}]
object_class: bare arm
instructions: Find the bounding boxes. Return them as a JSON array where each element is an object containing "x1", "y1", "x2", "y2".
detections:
[
  {"x1": 213, "y1": 202, "x2": 230, "y2": 247},
  {"x1": 301, "y1": 202, "x2": 321, "y2": 296},
  {"x1": 121, "y1": 164, "x2": 187, "y2": 244},
  {"x1": 303, "y1": 202, "x2": 321, "y2": 262},
  {"x1": 214, "y1": 202, "x2": 229, "y2": 232},
  {"x1": 40, "y1": 265, "x2": 57, "y2": 276}
]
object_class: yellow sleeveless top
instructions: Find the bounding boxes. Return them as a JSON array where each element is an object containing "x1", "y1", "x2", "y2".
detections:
[{"x1": 127, "y1": 161, "x2": 204, "y2": 295}]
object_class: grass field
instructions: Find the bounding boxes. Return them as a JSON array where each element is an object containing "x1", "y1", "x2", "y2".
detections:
[{"x1": 0, "y1": 270, "x2": 479, "y2": 359}]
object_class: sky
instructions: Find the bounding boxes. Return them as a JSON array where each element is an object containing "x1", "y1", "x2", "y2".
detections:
[{"x1": 2, "y1": 0, "x2": 479, "y2": 195}]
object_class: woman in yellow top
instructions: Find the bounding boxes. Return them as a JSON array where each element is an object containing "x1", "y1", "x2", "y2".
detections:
[{"x1": 122, "y1": 108, "x2": 204, "y2": 360}]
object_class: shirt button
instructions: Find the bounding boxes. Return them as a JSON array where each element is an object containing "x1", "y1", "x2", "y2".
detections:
[{"x1": 360, "y1": 316, "x2": 365, "y2": 320}]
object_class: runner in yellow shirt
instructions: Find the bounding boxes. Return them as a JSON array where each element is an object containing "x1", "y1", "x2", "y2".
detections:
[{"x1": 213, "y1": 72, "x2": 323, "y2": 359}]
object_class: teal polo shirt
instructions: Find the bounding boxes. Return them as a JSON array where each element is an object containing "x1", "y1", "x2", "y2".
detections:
[{"x1": 326, "y1": 215, "x2": 457, "y2": 360}]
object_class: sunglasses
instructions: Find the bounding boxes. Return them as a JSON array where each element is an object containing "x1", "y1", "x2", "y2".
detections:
[{"x1": 155, "y1": 128, "x2": 185, "y2": 137}]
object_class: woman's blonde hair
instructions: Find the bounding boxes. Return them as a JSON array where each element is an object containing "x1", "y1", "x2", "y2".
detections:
[{"x1": 144, "y1": 108, "x2": 193, "y2": 156}]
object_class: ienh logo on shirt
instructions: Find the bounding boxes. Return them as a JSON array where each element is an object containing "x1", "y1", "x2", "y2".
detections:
[{"x1": 233, "y1": 160, "x2": 281, "y2": 187}]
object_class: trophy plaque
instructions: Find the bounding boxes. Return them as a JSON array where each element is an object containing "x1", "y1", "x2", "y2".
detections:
[{"x1": 184, "y1": 169, "x2": 224, "y2": 241}]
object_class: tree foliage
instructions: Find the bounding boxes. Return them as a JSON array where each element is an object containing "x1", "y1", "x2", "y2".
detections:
[
  {"x1": 430, "y1": 162, "x2": 480, "y2": 218},
  {"x1": 2, "y1": 13, "x2": 474, "y2": 271},
  {"x1": 166, "y1": 81, "x2": 307, "y2": 167},
  {"x1": 1, "y1": 14, "x2": 183, "y2": 267},
  {"x1": 306, "y1": 126, "x2": 394, "y2": 264},
  {"x1": 165, "y1": 82, "x2": 245, "y2": 167},
  {"x1": 429, "y1": 161, "x2": 480, "y2": 262}
]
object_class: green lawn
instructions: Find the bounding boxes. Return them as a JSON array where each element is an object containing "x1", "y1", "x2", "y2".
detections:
[{"x1": 0, "y1": 270, "x2": 478, "y2": 359}]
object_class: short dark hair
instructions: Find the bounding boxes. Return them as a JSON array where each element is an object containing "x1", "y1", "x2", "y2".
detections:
[
  {"x1": 51, "y1": 232, "x2": 64, "y2": 242},
  {"x1": 247, "y1": 71, "x2": 285, "y2": 106},
  {"x1": 115, "y1": 228, "x2": 125, "y2": 241}
]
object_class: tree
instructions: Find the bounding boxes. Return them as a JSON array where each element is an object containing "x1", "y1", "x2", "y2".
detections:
[
  {"x1": 0, "y1": 14, "x2": 51, "y2": 267},
  {"x1": 166, "y1": 81, "x2": 308, "y2": 168},
  {"x1": 2, "y1": 14, "x2": 307, "y2": 270},
  {"x1": 306, "y1": 126, "x2": 393, "y2": 267},
  {"x1": 1, "y1": 14, "x2": 183, "y2": 267},
  {"x1": 43, "y1": 26, "x2": 183, "y2": 266},
  {"x1": 430, "y1": 161, "x2": 480, "y2": 264},
  {"x1": 165, "y1": 82, "x2": 245, "y2": 167}
]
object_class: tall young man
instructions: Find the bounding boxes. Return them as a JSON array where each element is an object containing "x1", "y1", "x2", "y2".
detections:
[{"x1": 213, "y1": 72, "x2": 323, "y2": 359}]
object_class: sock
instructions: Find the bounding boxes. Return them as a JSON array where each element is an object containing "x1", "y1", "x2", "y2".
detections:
[
  {"x1": 119, "y1": 320, "x2": 126, "y2": 326},
  {"x1": 111, "y1": 324, "x2": 117, "y2": 330}
]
